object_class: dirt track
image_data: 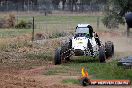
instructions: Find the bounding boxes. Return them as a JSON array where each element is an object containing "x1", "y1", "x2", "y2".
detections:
[{"x1": 0, "y1": 31, "x2": 132, "y2": 88}]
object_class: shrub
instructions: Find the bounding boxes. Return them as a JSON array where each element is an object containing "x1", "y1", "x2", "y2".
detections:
[
  {"x1": 7, "y1": 14, "x2": 16, "y2": 28},
  {"x1": 49, "y1": 32, "x2": 67, "y2": 38},
  {"x1": 15, "y1": 20, "x2": 32, "y2": 29},
  {"x1": 0, "y1": 14, "x2": 16, "y2": 28}
]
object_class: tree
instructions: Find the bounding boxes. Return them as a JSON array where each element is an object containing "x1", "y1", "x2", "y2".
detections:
[
  {"x1": 52, "y1": 0, "x2": 60, "y2": 9},
  {"x1": 67, "y1": 0, "x2": 78, "y2": 11},
  {"x1": 79, "y1": 0, "x2": 107, "y2": 12},
  {"x1": 102, "y1": 0, "x2": 132, "y2": 29},
  {"x1": 62, "y1": 0, "x2": 66, "y2": 10},
  {"x1": 51, "y1": 0, "x2": 66, "y2": 10}
]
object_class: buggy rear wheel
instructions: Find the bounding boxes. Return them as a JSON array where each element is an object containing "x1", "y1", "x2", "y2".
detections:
[
  {"x1": 54, "y1": 47, "x2": 62, "y2": 65},
  {"x1": 105, "y1": 41, "x2": 114, "y2": 59},
  {"x1": 99, "y1": 45, "x2": 106, "y2": 63}
]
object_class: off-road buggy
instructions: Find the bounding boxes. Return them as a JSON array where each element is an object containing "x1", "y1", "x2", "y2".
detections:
[{"x1": 54, "y1": 24, "x2": 114, "y2": 65}]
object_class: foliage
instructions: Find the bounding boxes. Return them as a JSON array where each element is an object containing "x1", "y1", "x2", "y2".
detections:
[
  {"x1": 62, "y1": 79, "x2": 80, "y2": 84},
  {"x1": 15, "y1": 20, "x2": 32, "y2": 29},
  {"x1": 7, "y1": 14, "x2": 16, "y2": 28},
  {"x1": 49, "y1": 32, "x2": 67, "y2": 38},
  {"x1": 102, "y1": 10, "x2": 125, "y2": 29},
  {"x1": 102, "y1": 0, "x2": 132, "y2": 29},
  {"x1": 0, "y1": 14, "x2": 16, "y2": 28}
]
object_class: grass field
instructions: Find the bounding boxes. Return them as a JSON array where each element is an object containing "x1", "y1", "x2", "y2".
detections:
[
  {"x1": 0, "y1": 15, "x2": 131, "y2": 87},
  {"x1": 0, "y1": 15, "x2": 126, "y2": 38},
  {"x1": 0, "y1": 16, "x2": 99, "y2": 38}
]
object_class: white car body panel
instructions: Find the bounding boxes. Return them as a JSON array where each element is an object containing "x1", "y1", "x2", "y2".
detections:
[
  {"x1": 77, "y1": 24, "x2": 90, "y2": 27},
  {"x1": 72, "y1": 37, "x2": 88, "y2": 50},
  {"x1": 72, "y1": 36, "x2": 99, "y2": 52}
]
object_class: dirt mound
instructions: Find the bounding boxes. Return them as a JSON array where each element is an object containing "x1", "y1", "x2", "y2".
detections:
[{"x1": 0, "y1": 73, "x2": 43, "y2": 88}]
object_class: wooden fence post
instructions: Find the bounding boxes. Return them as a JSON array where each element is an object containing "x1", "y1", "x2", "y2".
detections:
[
  {"x1": 97, "y1": 16, "x2": 100, "y2": 29},
  {"x1": 32, "y1": 17, "x2": 35, "y2": 41}
]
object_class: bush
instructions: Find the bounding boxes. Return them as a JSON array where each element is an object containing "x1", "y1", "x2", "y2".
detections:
[
  {"x1": 102, "y1": 15, "x2": 119, "y2": 29},
  {"x1": 0, "y1": 14, "x2": 16, "y2": 28},
  {"x1": 7, "y1": 14, "x2": 16, "y2": 28},
  {"x1": 15, "y1": 20, "x2": 32, "y2": 29},
  {"x1": 35, "y1": 32, "x2": 67, "y2": 40},
  {"x1": 49, "y1": 32, "x2": 67, "y2": 38}
]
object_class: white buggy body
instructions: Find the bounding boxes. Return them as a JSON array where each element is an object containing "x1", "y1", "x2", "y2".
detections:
[
  {"x1": 72, "y1": 37, "x2": 97, "y2": 50},
  {"x1": 54, "y1": 24, "x2": 114, "y2": 65},
  {"x1": 72, "y1": 24, "x2": 99, "y2": 56}
]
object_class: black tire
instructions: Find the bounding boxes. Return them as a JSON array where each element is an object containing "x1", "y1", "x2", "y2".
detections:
[
  {"x1": 54, "y1": 47, "x2": 61, "y2": 65},
  {"x1": 87, "y1": 39, "x2": 93, "y2": 56},
  {"x1": 80, "y1": 77, "x2": 91, "y2": 86},
  {"x1": 61, "y1": 40, "x2": 72, "y2": 62},
  {"x1": 99, "y1": 45, "x2": 106, "y2": 63},
  {"x1": 61, "y1": 42, "x2": 69, "y2": 53},
  {"x1": 65, "y1": 39, "x2": 72, "y2": 61},
  {"x1": 61, "y1": 42, "x2": 69, "y2": 60},
  {"x1": 105, "y1": 41, "x2": 114, "y2": 59},
  {"x1": 68, "y1": 39, "x2": 72, "y2": 49}
]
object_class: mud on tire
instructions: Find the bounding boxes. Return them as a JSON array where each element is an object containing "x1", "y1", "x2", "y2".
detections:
[
  {"x1": 105, "y1": 41, "x2": 114, "y2": 59},
  {"x1": 54, "y1": 47, "x2": 62, "y2": 65}
]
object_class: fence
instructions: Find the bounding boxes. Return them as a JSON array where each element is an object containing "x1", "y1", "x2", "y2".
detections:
[{"x1": 33, "y1": 15, "x2": 102, "y2": 41}]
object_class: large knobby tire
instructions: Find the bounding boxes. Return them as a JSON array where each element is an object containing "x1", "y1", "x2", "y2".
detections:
[
  {"x1": 61, "y1": 41, "x2": 71, "y2": 62},
  {"x1": 54, "y1": 47, "x2": 61, "y2": 65},
  {"x1": 99, "y1": 45, "x2": 106, "y2": 63},
  {"x1": 87, "y1": 39, "x2": 93, "y2": 56},
  {"x1": 65, "y1": 39, "x2": 72, "y2": 61},
  {"x1": 105, "y1": 41, "x2": 114, "y2": 59},
  {"x1": 61, "y1": 42, "x2": 69, "y2": 58},
  {"x1": 68, "y1": 39, "x2": 72, "y2": 49},
  {"x1": 80, "y1": 77, "x2": 91, "y2": 86}
]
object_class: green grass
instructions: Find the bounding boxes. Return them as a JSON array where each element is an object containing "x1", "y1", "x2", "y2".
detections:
[
  {"x1": 0, "y1": 15, "x2": 102, "y2": 38},
  {"x1": 0, "y1": 15, "x2": 125, "y2": 39},
  {"x1": 62, "y1": 78, "x2": 80, "y2": 85},
  {"x1": 18, "y1": 15, "x2": 99, "y2": 23},
  {"x1": 68, "y1": 61, "x2": 132, "y2": 80},
  {"x1": 45, "y1": 56, "x2": 132, "y2": 82},
  {"x1": 0, "y1": 29, "x2": 32, "y2": 38},
  {"x1": 26, "y1": 52, "x2": 53, "y2": 61}
]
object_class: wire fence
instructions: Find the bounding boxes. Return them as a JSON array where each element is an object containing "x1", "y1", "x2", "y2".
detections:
[
  {"x1": 0, "y1": 14, "x2": 101, "y2": 42},
  {"x1": 0, "y1": 2, "x2": 105, "y2": 42}
]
